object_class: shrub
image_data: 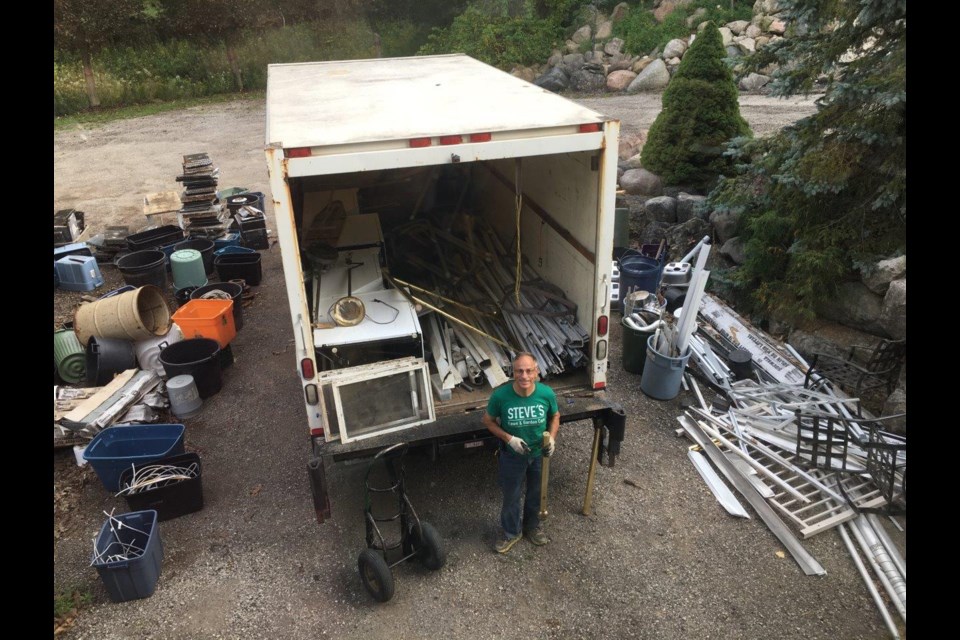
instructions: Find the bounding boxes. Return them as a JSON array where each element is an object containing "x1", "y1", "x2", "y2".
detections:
[
  {"x1": 615, "y1": 0, "x2": 754, "y2": 55},
  {"x1": 640, "y1": 21, "x2": 752, "y2": 190}
]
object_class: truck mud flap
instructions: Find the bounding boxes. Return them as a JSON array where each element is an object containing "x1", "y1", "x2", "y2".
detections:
[{"x1": 308, "y1": 457, "x2": 332, "y2": 524}]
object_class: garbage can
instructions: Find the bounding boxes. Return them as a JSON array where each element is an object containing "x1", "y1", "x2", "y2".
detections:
[{"x1": 621, "y1": 315, "x2": 658, "y2": 374}]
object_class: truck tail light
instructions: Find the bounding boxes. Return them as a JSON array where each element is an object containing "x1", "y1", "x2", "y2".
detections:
[
  {"x1": 300, "y1": 358, "x2": 315, "y2": 379},
  {"x1": 469, "y1": 132, "x2": 492, "y2": 142},
  {"x1": 310, "y1": 427, "x2": 325, "y2": 437},
  {"x1": 305, "y1": 383, "x2": 319, "y2": 405},
  {"x1": 596, "y1": 339, "x2": 607, "y2": 361},
  {"x1": 286, "y1": 147, "x2": 312, "y2": 157},
  {"x1": 409, "y1": 137, "x2": 432, "y2": 148},
  {"x1": 597, "y1": 315, "x2": 608, "y2": 337},
  {"x1": 579, "y1": 123, "x2": 601, "y2": 133},
  {"x1": 594, "y1": 381, "x2": 606, "y2": 390},
  {"x1": 439, "y1": 135, "x2": 462, "y2": 145}
]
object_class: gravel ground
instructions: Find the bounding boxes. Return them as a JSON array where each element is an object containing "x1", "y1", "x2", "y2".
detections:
[{"x1": 53, "y1": 92, "x2": 905, "y2": 639}]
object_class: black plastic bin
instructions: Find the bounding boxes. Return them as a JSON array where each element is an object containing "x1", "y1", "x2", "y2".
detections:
[
  {"x1": 214, "y1": 252, "x2": 262, "y2": 286},
  {"x1": 174, "y1": 237, "x2": 216, "y2": 276},
  {"x1": 118, "y1": 452, "x2": 204, "y2": 521},
  {"x1": 190, "y1": 281, "x2": 244, "y2": 330},
  {"x1": 126, "y1": 225, "x2": 185, "y2": 252},
  {"x1": 158, "y1": 338, "x2": 223, "y2": 399},
  {"x1": 116, "y1": 249, "x2": 168, "y2": 289},
  {"x1": 85, "y1": 335, "x2": 137, "y2": 387}
]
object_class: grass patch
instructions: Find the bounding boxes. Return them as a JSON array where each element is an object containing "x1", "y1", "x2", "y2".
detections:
[
  {"x1": 54, "y1": 587, "x2": 92, "y2": 635},
  {"x1": 54, "y1": 91, "x2": 263, "y2": 132}
]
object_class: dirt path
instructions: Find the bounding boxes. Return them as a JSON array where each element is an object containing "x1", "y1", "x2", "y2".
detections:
[{"x1": 54, "y1": 91, "x2": 904, "y2": 640}]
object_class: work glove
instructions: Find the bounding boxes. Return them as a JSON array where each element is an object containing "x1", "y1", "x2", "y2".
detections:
[
  {"x1": 543, "y1": 435, "x2": 556, "y2": 458},
  {"x1": 507, "y1": 436, "x2": 531, "y2": 455}
]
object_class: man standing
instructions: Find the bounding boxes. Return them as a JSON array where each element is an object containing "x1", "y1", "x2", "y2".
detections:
[{"x1": 482, "y1": 352, "x2": 560, "y2": 553}]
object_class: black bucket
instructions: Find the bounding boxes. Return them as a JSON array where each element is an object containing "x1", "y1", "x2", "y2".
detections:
[
  {"x1": 727, "y1": 348, "x2": 754, "y2": 380},
  {"x1": 174, "y1": 238, "x2": 216, "y2": 276},
  {"x1": 174, "y1": 286, "x2": 199, "y2": 308},
  {"x1": 190, "y1": 281, "x2": 245, "y2": 331},
  {"x1": 116, "y1": 250, "x2": 168, "y2": 289},
  {"x1": 226, "y1": 193, "x2": 260, "y2": 214},
  {"x1": 158, "y1": 338, "x2": 222, "y2": 399},
  {"x1": 85, "y1": 336, "x2": 137, "y2": 387},
  {"x1": 214, "y1": 253, "x2": 262, "y2": 286}
]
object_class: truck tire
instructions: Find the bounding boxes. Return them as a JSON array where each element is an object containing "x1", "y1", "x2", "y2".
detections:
[
  {"x1": 412, "y1": 521, "x2": 446, "y2": 571},
  {"x1": 358, "y1": 549, "x2": 394, "y2": 602}
]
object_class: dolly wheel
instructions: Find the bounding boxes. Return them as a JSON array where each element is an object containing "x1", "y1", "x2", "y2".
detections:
[
  {"x1": 412, "y1": 522, "x2": 447, "y2": 571},
  {"x1": 358, "y1": 549, "x2": 394, "y2": 602}
]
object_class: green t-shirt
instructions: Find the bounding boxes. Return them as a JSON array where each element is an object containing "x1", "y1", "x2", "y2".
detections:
[{"x1": 486, "y1": 381, "x2": 559, "y2": 456}]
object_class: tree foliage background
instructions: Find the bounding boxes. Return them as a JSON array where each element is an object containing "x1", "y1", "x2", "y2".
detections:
[{"x1": 707, "y1": 0, "x2": 906, "y2": 325}]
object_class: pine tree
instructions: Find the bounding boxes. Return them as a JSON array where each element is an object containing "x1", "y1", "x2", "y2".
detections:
[
  {"x1": 640, "y1": 21, "x2": 752, "y2": 190},
  {"x1": 707, "y1": 0, "x2": 906, "y2": 323}
]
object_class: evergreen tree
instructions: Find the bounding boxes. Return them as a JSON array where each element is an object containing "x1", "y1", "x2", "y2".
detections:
[
  {"x1": 641, "y1": 21, "x2": 752, "y2": 190},
  {"x1": 707, "y1": 0, "x2": 906, "y2": 323}
]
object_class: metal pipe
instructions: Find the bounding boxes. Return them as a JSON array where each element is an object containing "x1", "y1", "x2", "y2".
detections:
[
  {"x1": 853, "y1": 515, "x2": 907, "y2": 614},
  {"x1": 866, "y1": 513, "x2": 906, "y2": 579},
  {"x1": 839, "y1": 523, "x2": 901, "y2": 640},
  {"x1": 848, "y1": 516, "x2": 906, "y2": 623}
]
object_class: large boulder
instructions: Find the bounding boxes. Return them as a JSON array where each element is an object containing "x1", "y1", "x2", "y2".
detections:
[
  {"x1": 596, "y1": 20, "x2": 613, "y2": 40},
  {"x1": 570, "y1": 63, "x2": 607, "y2": 92},
  {"x1": 816, "y1": 282, "x2": 885, "y2": 334},
  {"x1": 604, "y1": 37, "x2": 625, "y2": 56},
  {"x1": 787, "y1": 320, "x2": 885, "y2": 363},
  {"x1": 572, "y1": 25, "x2": 592, "y2": 45},
  {"x1": 510, "y1": 66, "x2": 537, "y2": 83},
  {"x1": 737, "y1": 37, "x2": 757, "y2": 54},
  {"x1": 644, "y1": 196, "x2": 677, "y2": 224},
  {"x1": 639, "y1": 220, "x2": 671, "y2": 246},
  {"x1": 627, "y1": 59, "x2": 670, "y2": 92},
  {"x1": 562, "y1": 53, "x2": 586, "y2": 73},
  {"x1": 611, "y1": 2, "x2": 631, "y2": 22},
  {"x1": 665, "y1": 218, "x2": 712, "y2": 258},
  {"x1": 862, "y1": 255, "x2": 906, "y2": 295},
  {"x1": 728, "y1": 20, "x2": 751, "y2": 35},
  {"x1": 718, "y1": 27, "x2": 734, "y2": 46},
  {"x1": 676, "y1": 193, "x2": 707, "y2": 223},
  {"x1": 739, "y1": 72, "x2": 771, "y2": 91},
  {"x1": 607, "y1": 69, "x2": 637, "y2": 92},
  {"x1": 620, "y1": 168, "x2": 662, "y2": 196},
  {"x1": 533, "y1": 66, "x2": 569, "y2": 93},
  {"x1": 745, "y1": 24, "x2": 762, "y2": 39},
  {"x1": 879, "y1": 279, "x2": 906, "y2": 340},
  {"x1": 663, "y1": 38, "x2": 688, "y2": 59},
  {"x1": 621, "y1": 152, "x2": 645, "y2": 169},
  {"x1": 719, "y1": 236, "x2": 746, "y2": 264},
  {"x1": 618, "y1": 132, "x2": 646, "y2": 160},
  {"x1": 709, "y1": 210, "x2": 740, "y2": 244}
]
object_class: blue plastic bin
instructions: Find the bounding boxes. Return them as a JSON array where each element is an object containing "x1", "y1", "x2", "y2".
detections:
[
  {"x1": 91, "y1": 510, "x2": 164, "y2": 603},
  {"x1": 213, "y1": 233, "x2": 241, "y2": 251},
  {"x1": 56, "y1": 255, "x2": 104, "y2": 292},
  {"x1": 83, "y1": 424, "x2": 186, "y2": 492}
]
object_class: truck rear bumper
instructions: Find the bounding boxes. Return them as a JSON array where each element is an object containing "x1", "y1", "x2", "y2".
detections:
[{"x1": 308, "y1": 393, "x2": 626, "y2": 524}]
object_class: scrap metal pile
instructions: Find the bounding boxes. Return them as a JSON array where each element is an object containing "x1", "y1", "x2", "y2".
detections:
[
  {"x1": 384, "y1": 216, "x2": 590, "y2": 394},
  {"x1": 675, "y1": 295, "x2": 906, "y2": 637}
]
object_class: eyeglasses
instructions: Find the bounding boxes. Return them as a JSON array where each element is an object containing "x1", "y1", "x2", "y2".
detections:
[{"x1": 514, "y1": 368, "x2": 538, "y2": 375}]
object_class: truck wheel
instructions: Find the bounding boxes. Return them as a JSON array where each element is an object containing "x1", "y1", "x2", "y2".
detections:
[
  {"x1": 412, "y1": 522, "x2": 446, "y2": 571},
  {"x1": 358, "y1": 549, "x2": 394, "y2": 602}
]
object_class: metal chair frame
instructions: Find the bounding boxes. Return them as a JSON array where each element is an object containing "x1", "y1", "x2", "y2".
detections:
[{"x1": 804, "y1": 338, "x2": 905, "y2": 397}]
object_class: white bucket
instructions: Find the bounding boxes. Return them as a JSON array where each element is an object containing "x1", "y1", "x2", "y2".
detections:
[
  {"x1": 135, "y1": 323, "x2": 183, "y2": 377},
  {"x1": 167, "y1": 374, "x2": 202, "y2": 419}
]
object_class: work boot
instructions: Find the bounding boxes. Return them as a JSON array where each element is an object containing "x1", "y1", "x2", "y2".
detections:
[
  {"x1": 525, "y1": 527, "x2": 549, "y2": 546},
  {"x1": 495, "y1": 533, "x2": 522, "y2": 554}
]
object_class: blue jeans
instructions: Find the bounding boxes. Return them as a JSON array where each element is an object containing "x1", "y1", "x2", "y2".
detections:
[{"x1": 498, "y1": 446, "x2": 543, "y2": 538}]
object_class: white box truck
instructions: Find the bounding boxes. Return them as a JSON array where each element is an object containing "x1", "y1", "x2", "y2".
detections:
[{"x1": 264, "y1": 54, "x2": 626, "y2": 522}]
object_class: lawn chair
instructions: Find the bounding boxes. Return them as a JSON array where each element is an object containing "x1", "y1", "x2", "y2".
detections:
[{"x1": 803, "y1": 338, "x2": 905, "y2": 397}]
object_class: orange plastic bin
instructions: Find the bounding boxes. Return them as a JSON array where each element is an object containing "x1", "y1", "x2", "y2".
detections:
[{"x1": 171, "y1": 298, "x2": 236, "y2": 348}]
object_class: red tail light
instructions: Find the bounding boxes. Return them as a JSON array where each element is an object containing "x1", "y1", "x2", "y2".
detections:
[
  {"x1": 579, "y1": 123, "x2": 601, "y2": 133},
  {"x1": 469, "y1": 132, "x2": 492, "y2": 142},
  {"x1": 310, "y1": 427, "x2": 325, "y2": 437},
  {"x1": 300, "y1": 358, "x2": 315, "y2": 379},
  {"x1": 286, "y1": 147, "x2": 311, "y2": 158},
  {"x1": 593, "y1": 381, "x2": 606, "y2": 389},
  {"x1": 597, "y1": 315, "x2": 608, "y2": 337},
  {"x1": 409, "y1": 137, "x2": 432, "y2": 148},
  {"x1": 439, "y1": 135, "x2": 462, "y2": 145}
]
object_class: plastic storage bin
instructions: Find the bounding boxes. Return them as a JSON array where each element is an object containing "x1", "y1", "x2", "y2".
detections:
[
  {"x1": 126, "y1": 225, "x2": 185, "y2": 252},
  {"x1": 214, "y1": 252, "x2": 262, "y2": 286},
  {"x1": 171, "y1": 298, "x2": 237, "y2": 348},
  {"x1": 56, "y1": 255, "x2": 104, "y2": 292},
  {"x1": 83, "y1": 424, "x2": 186, "y2": 492},
  {"x1": 118, "y1": 452, "x2": 204, "y2": 521},
  {"x1": 91, "y1": 510, "x2": 164, "y2": 602},
  {"x1": 213, "y1": 232, "x2": 241, "y2": 251}
]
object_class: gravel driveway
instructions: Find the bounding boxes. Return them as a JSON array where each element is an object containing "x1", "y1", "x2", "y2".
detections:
[{"x1": 54, "y1": 91, "x2": 905, "y2": 640}]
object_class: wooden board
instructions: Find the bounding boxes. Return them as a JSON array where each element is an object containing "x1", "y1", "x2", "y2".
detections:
[{"x1": 143, "y1": 191, "x2": 182, "y2": 216}]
